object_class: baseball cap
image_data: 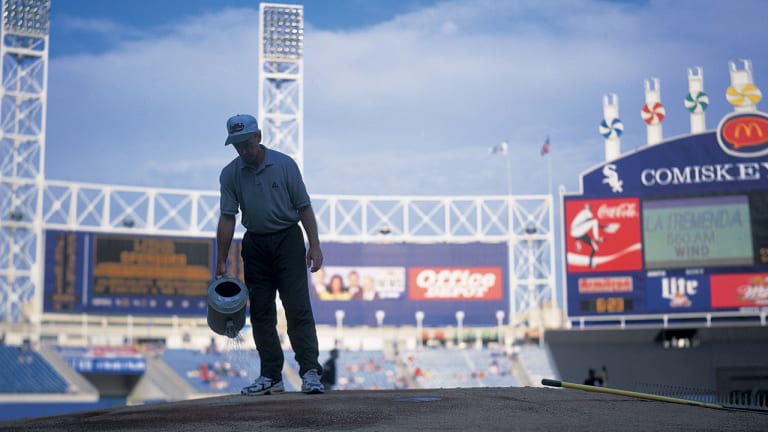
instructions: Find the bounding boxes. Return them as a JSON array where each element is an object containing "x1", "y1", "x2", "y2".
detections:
[{"x1": 225, "y1": 114, "x2": 259, "y2": 146}]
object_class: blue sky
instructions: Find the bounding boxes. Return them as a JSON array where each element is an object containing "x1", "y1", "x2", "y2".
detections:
[{"x1": 44, "y1": 0, "x2": 768, "y2": 197}]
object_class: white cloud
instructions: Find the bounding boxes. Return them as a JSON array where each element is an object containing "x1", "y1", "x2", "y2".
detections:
[
  {"x1": 44, "y1": 0, "x2": 768, "y2": 197},
  {"x1": 57, "y1": 16, "x2": 128, "y2": 35}
]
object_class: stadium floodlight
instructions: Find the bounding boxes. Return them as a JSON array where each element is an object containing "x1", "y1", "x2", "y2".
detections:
[
  {"x1": 261, "y1": 5, "x2": 303, "y2": 60},
  {"x1": 525, "y1": 221, "x2": 538, "y2": 235},
  {"x1": 8, "y1": 210, "x2": 24, "y2": 221},
  {"x1": 334, "y1": 309, "x2": 345, "y2": 345},
  {"x1": 496, "y1": 310, "x2": 505, "y2": 344},
  {"x1": 455, "y1": 311, "x2": 465, "y2": 346},
  {"x1": 2, "y1": 0, "x2": 50, "y2": 35}
]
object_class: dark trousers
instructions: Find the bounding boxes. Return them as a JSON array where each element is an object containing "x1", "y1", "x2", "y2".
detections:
[{"x1": 241, "y1": 224, "x2": 321, "y2": 380}]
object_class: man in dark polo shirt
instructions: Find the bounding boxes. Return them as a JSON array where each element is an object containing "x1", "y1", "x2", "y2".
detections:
[{"x1": 215, "y1": 113, "x2": 325, "y2": 395}]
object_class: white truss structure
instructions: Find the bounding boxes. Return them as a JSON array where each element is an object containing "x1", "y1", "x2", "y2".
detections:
[
  {"x1": 0, "y1": 1, "x2": 557, "y2": 332},
  {"x1": 0, "y1": 0, "x2": 50, "y2": 324}
]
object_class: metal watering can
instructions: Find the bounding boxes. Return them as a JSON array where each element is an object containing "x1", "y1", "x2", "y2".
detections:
[{"x1": 206, "y1": 277, "x2": 248, "y2": 338}]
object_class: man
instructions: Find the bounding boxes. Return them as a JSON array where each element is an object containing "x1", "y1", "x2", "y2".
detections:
[
  {"x1": 320, "y1": 349, "x2": 339, "y2": 390},
  {"x1": 569, "y1": 204, "x2": 603, "y2": 268},
  {"x1": 583, "y1": 368, "x2": 603, "y2": 387},
  {"x1": 215, "y1": 113, "x2": 324, "y2": 395},
  {"x1": 346, "y1": 270, "x2": 362, "y2": 298}
]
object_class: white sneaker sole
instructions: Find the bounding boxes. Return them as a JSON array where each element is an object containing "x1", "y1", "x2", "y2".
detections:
[{"x1": 241, "y1": 383, "x2": 285, "y2": 396}]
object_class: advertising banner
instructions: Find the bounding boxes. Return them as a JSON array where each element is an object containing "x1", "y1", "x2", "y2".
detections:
[
  {"x1": 54, "y1": 346, "x2": 147, "y2": 375},
  {"x1": 407, "y1": 267, "x2": 503, "y2": 300},
  {"x1": 564, "y1": 197, "x2": 643, "y2": 273},
  {"x1": 311, "y1": 266, "x2": 406, "y2": 301},
  {"x1": 310, "y1": 242, "x2": 508, "y2": 326},
  {"x1": 645, "y1": 272, "x2": 711, "y2": 313},
  {"x1": 710, "y1": 273, "x2": 768, "y2": 308}
]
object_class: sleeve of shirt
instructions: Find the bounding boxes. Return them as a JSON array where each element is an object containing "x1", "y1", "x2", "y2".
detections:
[
  {"x1": 219, "y1": 167, "x2": 239, "y2": 215},
  {"x1": 286, "y1": 157, "x2": 311, "y2": 210}
]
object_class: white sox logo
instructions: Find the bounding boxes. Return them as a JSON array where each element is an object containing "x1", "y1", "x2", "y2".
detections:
[{"x1": 602, "y1": 164, "x2": 623, "y2": 193}]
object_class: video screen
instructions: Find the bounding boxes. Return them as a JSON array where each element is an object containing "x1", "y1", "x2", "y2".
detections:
[{"x1": 642, "y1": 195, "x2": 754, "y2": 270}]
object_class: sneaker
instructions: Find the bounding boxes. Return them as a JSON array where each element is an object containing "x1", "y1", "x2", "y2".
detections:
[
  {"x1": 301, "y1": 369, "x2": 325, "y2": 394},
  {"x1": 241, "y1": 376, "x2": 284, "y2": 396}
]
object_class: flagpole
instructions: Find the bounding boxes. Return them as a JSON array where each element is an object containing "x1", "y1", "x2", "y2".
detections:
[
  {"x1": 547, "y1": 152, "x2": 552, "y2": 196},
  {"x1": 505, "y1": 148, "x2": 513, "y2": 197},
  {"x1": 491, "y1": 140, "x2": 516, "y2": 335}
]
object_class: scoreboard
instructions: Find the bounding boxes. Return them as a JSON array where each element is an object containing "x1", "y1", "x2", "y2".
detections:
[
  {"x1": 44, "y1": 231, "x2": 214, "y2": 315},
  {"x1": 563, "y1": 111, "x2": 768, "y2": 321}
]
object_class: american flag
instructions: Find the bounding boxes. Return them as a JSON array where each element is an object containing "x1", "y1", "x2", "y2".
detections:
[{"x1": 541, "y1": 136, "x2": 550, "y2": 156}]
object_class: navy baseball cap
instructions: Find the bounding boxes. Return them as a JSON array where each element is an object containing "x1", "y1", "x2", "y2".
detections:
[{"x1": 225, "y1": 114, "x2": 259, "y2": 145}]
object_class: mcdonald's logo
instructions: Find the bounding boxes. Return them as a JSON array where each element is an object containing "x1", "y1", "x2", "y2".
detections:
[{"x1": 717, "y1": 112, "x2": 768, "y2": 157}]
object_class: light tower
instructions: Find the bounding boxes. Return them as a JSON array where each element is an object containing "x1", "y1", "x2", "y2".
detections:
[
  {"x1": 258, "y1": 3, "x2": 305, "y2": 171},
  {"x1": 0, "y1": 0, "x2": 50, "y2": 325}
]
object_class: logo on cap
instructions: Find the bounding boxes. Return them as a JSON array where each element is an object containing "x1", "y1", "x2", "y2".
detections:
[{"x1": 229, "y1": 123, "x2": 245, "y2": 134}]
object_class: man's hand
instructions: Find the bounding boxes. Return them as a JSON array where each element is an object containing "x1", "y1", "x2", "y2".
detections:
[
  {"x1": 306, "y1": 245, "x2": 323, "y2": 273},
  {"x1": 215, "y1": 260, "x2": 228, "y2": 279}
]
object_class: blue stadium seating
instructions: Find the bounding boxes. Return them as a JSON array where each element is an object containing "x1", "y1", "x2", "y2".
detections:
[
  {"x1": 516, "y1": 344, "x2": 559, "y2": 383},
  {"x1": 325, "y1": 350, "x2": 402, "y2": 390},
  {"x1": 404, "y1": 348, "x2": 520, "y2": 389},
  {"x1": 160, "y1": 348, "x2": 302, "y2": 393},
  {"x1": 0, "y1": 346, "x2": 69, "y2": 393}
]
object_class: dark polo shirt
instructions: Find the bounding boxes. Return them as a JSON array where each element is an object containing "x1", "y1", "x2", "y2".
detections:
[{"x1": 219, "y1": 146, "x2": 311, "y2": 234}]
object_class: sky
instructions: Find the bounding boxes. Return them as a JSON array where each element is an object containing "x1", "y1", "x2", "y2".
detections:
[{"x1": 43, "y1": 0, "x2": 768, "y2": 198}]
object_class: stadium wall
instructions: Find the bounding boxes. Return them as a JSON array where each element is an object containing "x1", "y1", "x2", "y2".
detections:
[{"x1": 546, "y1": 327, "x2": 768, "y2": 393}]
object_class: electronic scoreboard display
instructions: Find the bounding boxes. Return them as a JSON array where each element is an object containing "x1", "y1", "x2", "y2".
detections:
[
  {"x1": 642, "y1": 195, "x2": 754, "y2": 270},
  {"x1": 43, "y1": 231, "x2": 215, "y2": 315}
]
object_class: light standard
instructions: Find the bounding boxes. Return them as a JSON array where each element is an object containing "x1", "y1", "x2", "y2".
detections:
[
  {"x1": 493, "y1": 140, "x2": 516, "y2": 344},
  {"x1": 335, "y1": 309, "x2": 345, "y2": 348},
  {"x1": 375, "y1": 310, "x2": 385, "y2": 343},
  {"x1": 492, "y1": 141, "x2": 513, "y2": 196},
  {"x1": 415, "y1": 311, "x2": 424, "y2": 350},
  {"x1": 455, "y1": 310, "x2": 465, "y2": 347},
  {"x1": 525, "y1": 220, "x2": 541, "y2": 345},
  {"x1": 496, "y1": 310, "x2": 505, "y2": 345}
]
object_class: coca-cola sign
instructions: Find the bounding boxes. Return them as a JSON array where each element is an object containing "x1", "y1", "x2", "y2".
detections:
[
  {"x1": 597, "y1": 202, "x2": 637, "y2": 219},
  {"x1": 564, "y1": 197, "x2": 643, "y2": 273}
]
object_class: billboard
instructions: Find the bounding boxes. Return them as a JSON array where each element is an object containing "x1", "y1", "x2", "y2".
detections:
[
  {"x1": 564, "y1": 197, "x2": 643, "y2": 273},
  {"x1": 308, "y1": 242, "x2": 508, "y2": 326},
  {"x1": 54, "y1": 346, "x2": 147, "y2": 375},
  {"x1": 43, "y1": 230, "x2": 508, "y2": 325},
  {"x1": 43, "y1": 231, "x2": 213, "y2": 315},
  {"x1": 563, "y1": 113, "x2": 768, "y2": 320}
]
